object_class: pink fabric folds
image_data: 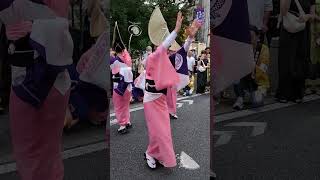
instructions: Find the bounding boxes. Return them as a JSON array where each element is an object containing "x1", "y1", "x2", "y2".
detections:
[
  {"x1": 112, "y1": 89, "x2": 131, "y2": 126},
  {"x1": 118, "y1": 49, "x2": 132, "y2": 67},
  {"x1": 166, "y1": 86, "x2": 177, "y2": 114},
  {"x1": 146, "y1": 45, "x2": 179, "y2": 91},
  {"x1": 144, "y1": 94, "x2": 176, "y2": 167},
  {"x1": 5, "y1": 21, "x2": 32, "y2": 41},
  {"x1": 76, "y1": 47, "x2": 94, "y2": 74},
  {"x1": 10, "y1": 87, "x2": 70, "y2": 180}
]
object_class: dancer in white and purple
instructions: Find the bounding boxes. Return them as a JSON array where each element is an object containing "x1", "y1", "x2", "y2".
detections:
[{"x1": 110, "y1": 49, "x2": 133, "y2": 134}]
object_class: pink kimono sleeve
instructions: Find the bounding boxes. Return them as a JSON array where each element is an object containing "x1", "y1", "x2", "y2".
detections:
[
  {"x1": 76, "y1": 47, "x2": 94, "y2": 74},
  {"x1": 146, "y1": 45, "x2": 179, "y2": 91},
  {"x1": 119, "y1": 49, "x2": 132, "y2": 67}
]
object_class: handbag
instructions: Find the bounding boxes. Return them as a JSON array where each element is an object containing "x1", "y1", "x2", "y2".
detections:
[
  {"x1": 280, "y1": 0, "x2": 306, "y2": 33},
  {"x1": 198, "y1": 60, "x2": 206, "y2": 72}
]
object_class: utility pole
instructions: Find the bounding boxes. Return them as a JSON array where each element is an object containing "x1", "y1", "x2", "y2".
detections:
[{"x1": 196, "y1": 0, "x2": 210, "y2": 46}]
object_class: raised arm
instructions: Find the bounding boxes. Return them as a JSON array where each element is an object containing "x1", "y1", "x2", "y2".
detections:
[
  {"x1": 184, "y1": 19, "x2": 202, "y2": 51},
  {"x1": 183, "y1": 37, "x2": 193, "y2": 51},
  {"x1": 162, "y1": 11, "x2": 183, "y2": 49},
  {"x1": 162, "y1": 31, "x2": 178, "y2": 49}
]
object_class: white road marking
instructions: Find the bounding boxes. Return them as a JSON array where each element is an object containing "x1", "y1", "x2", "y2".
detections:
[
  {"x1": 0, "y1": 142, "x2": 106, "y2": 175},
  {"x1": 225, "y1": 122, "x2": 267, "y2": 136},
  {"x1": 178, "y1": 151, "x2": 200, "y2": 170},
  {"x1": 110, "y1": 119, "x2": 118, "y2": 126},
  {"x1": 177, "y1": 102, "x2": 183, "y2": 108},
  {"x1": 0, "y1": 162, "x2": 16, "y2": 175},
  {"x1": 110, "y1": 93, "x2": 209, "y2": 121},
  {"x1": 213, "y1": 131, "x2": 234, "y2": 147},
  {"x1": 181, "y1": 99, "x2": 194, "y2": 105},
  {"x1": 215, "y1": 94, "x2": 320, "y2": 123}
]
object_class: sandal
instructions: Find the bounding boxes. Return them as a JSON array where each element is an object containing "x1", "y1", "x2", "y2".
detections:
[
  {"x1": 117, "y1": 126, "x2": 128, "y2": 134},
  {"x1": 144, "y1": 152, "x2": 156, "y2": 169},
  {"x1": 126, "y1": 122, "x2": 133, "y2": 129}
]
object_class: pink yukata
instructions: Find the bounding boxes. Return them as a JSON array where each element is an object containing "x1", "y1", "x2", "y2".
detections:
[
  {"x1": 143, "y1": 31, "x2": 181, "y2": 167},
  {"x1": 143, "y1": 32, "x2": 193, "y2": 167},
  {"x1": 166, "y1": 86, "x2": 178, "y2": 115},
  {"x1": 4, "y1": 1, "x2": 72, "y2": 180},
  {"x1": 110, "y1": 50, "x2": 133, "y2": 127}
]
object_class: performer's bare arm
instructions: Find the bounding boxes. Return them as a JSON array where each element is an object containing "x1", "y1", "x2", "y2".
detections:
[
  {"x1": 183, "y1": 19, "x2": 202, "y2": 51},
  {"x1": 280, "y1": 0, "x2": 291, "y2": 16}
]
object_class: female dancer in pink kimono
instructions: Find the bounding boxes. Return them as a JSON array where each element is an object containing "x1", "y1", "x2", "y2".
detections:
[
  {"x1": 1, "y1": 1, "x2": 73, "y2": 180},
  {"x1": 110, "y1": 48, "x2": 133, "y2": 134},
  {"x1": 143, "y1": 12, "x2": 201, "y2": 169}
]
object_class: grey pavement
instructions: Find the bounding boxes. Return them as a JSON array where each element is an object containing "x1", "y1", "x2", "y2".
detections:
[
  {"x1": 213, "y1": 94, "x2": 320, "y2": 180},
  {"x1": 110, "y1": 93, "x2": 210, "y2": 179},
  {"x1": 0, "y1": 150, "x2": 109, "y2": 180},
  {"x1": 0, "y1": 107, "x2": 107, "y2": 179}
]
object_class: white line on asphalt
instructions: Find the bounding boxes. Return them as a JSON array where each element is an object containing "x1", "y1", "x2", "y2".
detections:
[
  {"x1": 181, "y1": 99, "x2": 194, "y2": 105},
  {"x1": 0, "y1": 142, "x2": 106, "y2": 175},
  {"x1": 215, "y1": 94, "x2": 320, "y2": 123},
  {"x1": 109, "y1": 92, "x2": 208, "y2": 118},
  {"x1": 62, "y1": 142, "x2": 106, "y2": 159},
  {"x1": 225, "y1": 122, "x2": 267, "y2": 136},
  {"x1": 177, "y1": 102, "x2": 183, "y2": 108},
  {"x1": 178, "y1": 151, "x2": 200, "y2": 170},
  {"x1": 110, "y1": 119, "x2": 118, "y2": 126},
  {"x1": 213, "y1": 131, "x2": 234, "y2": 147},
  {"x1": 0, "y1": 162, "x2": 16, "y2": 175}
]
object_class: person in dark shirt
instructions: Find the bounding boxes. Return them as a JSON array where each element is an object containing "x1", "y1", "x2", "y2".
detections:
[{"x1": 277, "y1": 0, "x2": 316, "y2": 103}]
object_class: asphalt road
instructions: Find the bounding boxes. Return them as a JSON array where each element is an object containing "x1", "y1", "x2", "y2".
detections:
[
  {"x1": 0, "y1": 149, "x2": 109, "y2": 180},
  {"x1": 0, "y1": 113, "x2": 107, "y2": 179},
  {"x1": 110, "y1": 94, "x2": 210, "y2": 180},
  {"x1": 213, "y1": 95, "x2": 320, "y2": 180}
]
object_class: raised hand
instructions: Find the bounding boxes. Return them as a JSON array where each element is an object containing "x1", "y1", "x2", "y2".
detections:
[
  {"x1": 186, "y1": 19, "x2": 202, "y2": 38},
  {"x1": 174, "y1": 11, "x2": 184, "y2": 33}
]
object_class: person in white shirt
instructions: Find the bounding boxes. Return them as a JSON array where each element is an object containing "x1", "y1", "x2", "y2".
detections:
[
  {"x1": 187, "y1": 50, "x2": 196, "y2": 73},
  {"x1": 184, "y1": 50, "x2": 196, "y2": 96}
]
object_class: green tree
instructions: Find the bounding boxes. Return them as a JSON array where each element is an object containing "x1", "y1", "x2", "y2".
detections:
[{"x1": 110, "y1": 0, "x2": 194, "y2": 53}]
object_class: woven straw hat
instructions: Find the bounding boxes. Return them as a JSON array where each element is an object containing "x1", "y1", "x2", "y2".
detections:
[{"x1": 148, "y1": 6, "x2": 180, "y2": 51}]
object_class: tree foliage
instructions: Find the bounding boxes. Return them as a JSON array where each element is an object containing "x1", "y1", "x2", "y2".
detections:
[{"x1": 110, "y1": 0, "x2": 194, "y2": 52}]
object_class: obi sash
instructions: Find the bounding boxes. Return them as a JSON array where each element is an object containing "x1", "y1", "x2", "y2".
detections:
[
  {"x1": 12, "y1": 54, "x2": 68, "y2": 107},
  {"x1": 11, "y1": 18, "x2": 73, "y2": 108},
  {"x1": 7, "y1": 33, "x2": 36, "y2": 67},
  {"x1": 145, "y1": 79, "x2": 167, "y2": 95}
]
